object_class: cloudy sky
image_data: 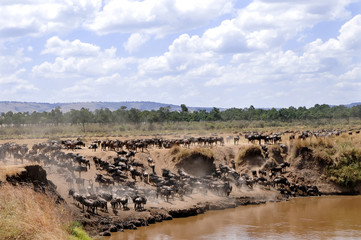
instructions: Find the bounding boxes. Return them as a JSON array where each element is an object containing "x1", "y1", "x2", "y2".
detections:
[{"x1": 1, "y1": 0, "x2": 361, "y2": 108}]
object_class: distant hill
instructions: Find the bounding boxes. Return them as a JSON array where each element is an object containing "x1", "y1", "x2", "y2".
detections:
[
  {"x1": 345, "y1": 102, "x2": 361, "y2": 108},
  {"x1": 0, "y1": 101, "x2": 216, "y2": 113}
]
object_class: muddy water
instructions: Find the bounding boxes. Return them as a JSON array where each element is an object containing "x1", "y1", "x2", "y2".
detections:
[{"x1": 107, "y1": 196, "x2": 361, "y2": 240}]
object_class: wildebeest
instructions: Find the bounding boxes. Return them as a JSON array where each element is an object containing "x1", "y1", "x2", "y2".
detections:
[{"x1": 132, "y1": 196, "x2": 147, "y2": 211}]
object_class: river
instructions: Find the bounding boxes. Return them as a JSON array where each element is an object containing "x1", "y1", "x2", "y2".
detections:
[{"x1": 106, "y1": 195, "x2": 361, "y2": 240}]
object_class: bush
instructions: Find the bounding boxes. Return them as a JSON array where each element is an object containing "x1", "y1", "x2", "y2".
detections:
[
  {"x1": 68, "y1": 222, "x2": 92, "y2": 240},
  {"x1": 325, "y1": 148, "x2": 361, "y2": 187}
]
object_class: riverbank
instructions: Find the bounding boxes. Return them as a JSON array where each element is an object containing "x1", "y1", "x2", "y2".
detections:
[
  {"x1": 1, "y1": 163, "x2": 356, "y2": 239},
  {"x1": 78, "y1": 188, "x2": 286, "y2": 237},
  {"x1": 1, "y1": 131, "x2": 360, "y2": 238},
  {"x1": 83, "y1": 186, "x2": 358, "y2": 237}
]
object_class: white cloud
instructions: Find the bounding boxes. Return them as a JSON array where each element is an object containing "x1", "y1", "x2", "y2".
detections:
[
  {"x1": 207, "y1": 0, "x2": 355, "y2": 52},
  {"x1": 0, "y1": 69, "x2": 38, "y2": 100},
  {"x1": 33, "y1": 37, "x2": 139, "y2": 78},
  {"x1": 0, "y1": 0, "x2": 101, "y2": 39},
  {"x1": 123, "y1": 33, "x2": 150, "y2": 53},
  {"x1": 2, "y1": 0, "x2": 361, "y2": 107},
  {"x1": 338, "y1": 14, "x2": 361, "y2": 51},
  {"x1": 85, "y1": 0, "x2": 234, "y2": 36},
  {"x1": 0, "y1": 48, "x2": 31, "y2": 73},
  {"x1": 341, "y1": 66, "x2": 361, "y2": 81},
  {"x1": 138, "y1": 34, "x2": 216, "y2": 78},
  {"x1": 42, "y1": 36, "x2": 101, "y2": 57}
]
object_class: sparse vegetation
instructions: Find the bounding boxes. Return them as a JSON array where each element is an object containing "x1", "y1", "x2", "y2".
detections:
[
  {"x1": 172, "y1": 147, "x2": 214, "y2": 163},
  {"x1": 0, "y1": 181, "x2": 92, "y2": 240},
  {"x1": 0, "y1": 184, "x2": 69, "y2": 240},
  {"x1": 0, "y1": 165, "x2": 25, "y2": 182},
  {"x1": 236, "y1": 145, "x2": 264, "y2": 167}
]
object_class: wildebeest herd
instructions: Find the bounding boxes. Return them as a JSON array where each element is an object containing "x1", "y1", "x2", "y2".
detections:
[
  {"x1": 87, "y1": 136, "x2": 226, "y2": 153},
  {"x1": 1, "y1": 128, "x2": 359, "y2": 217}
]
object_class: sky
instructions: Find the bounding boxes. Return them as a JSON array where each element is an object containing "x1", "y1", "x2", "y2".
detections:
[{"x1": 1, "y1": 0, "x2": 361, "y2": 109}]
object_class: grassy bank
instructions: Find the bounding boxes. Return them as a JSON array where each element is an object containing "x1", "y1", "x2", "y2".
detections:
[
  {"x1": 0, "y1": 183, "x2": 92, "y2": 240},
  {"x1": 291, "y1": 136, "x2": 361, "y2": 188}
]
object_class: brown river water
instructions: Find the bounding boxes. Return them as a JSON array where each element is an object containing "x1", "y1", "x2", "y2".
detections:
[{"x1": 106, "y1": 195, "x2": 361, "y2": 240}]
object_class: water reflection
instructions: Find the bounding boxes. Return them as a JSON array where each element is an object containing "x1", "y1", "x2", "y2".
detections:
[{"x1": 107, "y1": 196, "x2": 361, "y2": 240}]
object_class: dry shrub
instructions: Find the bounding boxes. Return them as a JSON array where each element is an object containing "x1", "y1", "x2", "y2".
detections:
[
  {"x1": 0, "y1": 184, "x2": 71, "y2": 240},
  {"x1": 313, "y1": 149, "x2": 333, "y2": 166},
  {"x1": 0, "y1": 165, "x2": 26, "y2": 182},
  {"x1": 312, "y1": 137, "x2": 335, "y2": 149},
  {"x1": 172, "y1": 147, "x2": 214, "y2": 163},
  {"x1": 237, "y1": 145, "x2": 263, "y2": 159},
  {"x1": 290, "y1": 139, "x2": 310, "y2": 159},
  {"x1": 237, "y1": 145, "x2": 264, "y2": 167},
  {"x1": 310, "y1": 138, "x2": 336, "y2": 167}
]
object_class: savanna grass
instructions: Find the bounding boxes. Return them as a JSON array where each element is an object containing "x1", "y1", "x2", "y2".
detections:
[
  {"x1": 0, "y1": 184, "x2": 69, "y2": 240},
  {"x1": 0, "y1": 180, "x2": 93, "y2": 240},
  {"x1": 172, "y1": 147, "x2": 214, "y2": 162}
]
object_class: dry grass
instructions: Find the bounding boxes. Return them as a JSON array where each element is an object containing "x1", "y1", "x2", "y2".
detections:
[
  {"x1": 291, "y1": 138, "x2": 336, "y2": 159},
  {"x1": 172, "y1": 147, "x2": 214, "y2": 162},
  {"x1": 236, "y1": 145, "x2": 264, "y2": 167},
  {"x1": 169, "y1": 145, "x2": 181, "y2": 155},
  {"x1": 0, "y1": 165, "x2": 26, "y2": 182},
  {"x1": 290, "y1": 139, "x2": 310, "y2": 159},
  {"x1": 0, "y1": 184, "x2": 71, "y2": 240},
  {"x1": 237, "y1": 145, "x2": 263, "y2": 160}
]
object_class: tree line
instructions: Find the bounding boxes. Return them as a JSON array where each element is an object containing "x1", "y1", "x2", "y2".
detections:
[{"x1": 0, "y1": 104, "x2": 360, "y2": 126}]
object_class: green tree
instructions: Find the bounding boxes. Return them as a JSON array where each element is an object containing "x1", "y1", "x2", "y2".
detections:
[
  {"x1": 351, "y1": 105, "x2": 361, "y2": 119},
  {"x1": 3, "y1": 111, "x2": 14, "y2": 124},
  {"x1": 94, "y1": 108, "x2": 113, "y2": 124},
  {"x1": 209, "y1": 107, "x2": 221, "y2": 121},
  {"x1": 180, "y1": 104, "x2": 188, "y2": 113},
  {"x1": 180, "y1": 104, "x2": 190, "y2": 121},
  {"x1": 114, "y1": 106, "x2": 127, "y2": 123},
  {"x1": 49, "y1": 107, "x2": 63, "y2": 125},
  {"x1": 78, "y1": 108, "x2": 93, "y2": 132},
  {"x1": 157, "y1": 106, "x2": 171, "y2": 122},
  {"x1": 126, "y1": 108, "x2": 141, "y2": 124}
]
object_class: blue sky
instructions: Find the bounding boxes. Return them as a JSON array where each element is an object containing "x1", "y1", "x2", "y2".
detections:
[{"x1": 1, "y1": 0, "x2": 361, "y2": 109}]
